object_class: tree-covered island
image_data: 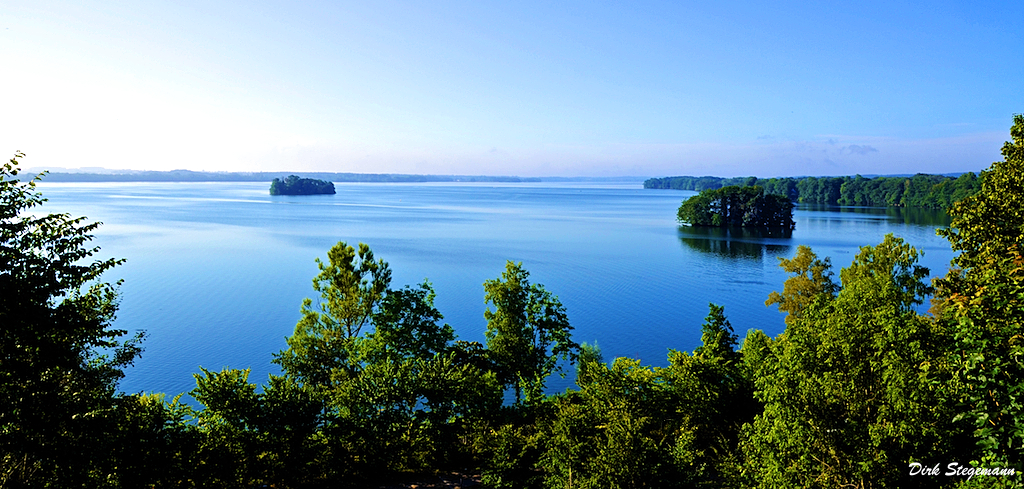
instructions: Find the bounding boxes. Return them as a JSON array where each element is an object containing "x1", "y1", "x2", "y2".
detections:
[
  {"x1": 678, "y1": 185, "x2": 795, "y2": 229},
  {"x1": 269, "y1": 175, "x2": 336, "y2": 195}
]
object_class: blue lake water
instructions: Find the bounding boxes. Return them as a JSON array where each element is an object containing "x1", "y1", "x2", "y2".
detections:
[{"x1": 35, "y1": 181, "x2": 955, "y2": 398}]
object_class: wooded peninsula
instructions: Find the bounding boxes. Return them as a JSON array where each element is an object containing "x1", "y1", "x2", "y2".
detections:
[
  {"x1": 646, "y1": 172, "x2": 981, "y2": 208},
  {"x1": 3, "y1": 115, "x2": 1023, "y2": 488}
]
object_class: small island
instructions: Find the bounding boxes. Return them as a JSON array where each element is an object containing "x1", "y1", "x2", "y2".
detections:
[
  {"x1": 677, "y1": 185, "x2": 794, "y2": 229},
  {"x1": 269, "y1": 175, "x2": 336, "y2": 195}
]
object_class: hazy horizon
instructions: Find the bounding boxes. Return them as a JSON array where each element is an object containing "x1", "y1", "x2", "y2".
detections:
[{"x1": 23, "y1": 166, "x2": 978, "y2": 180}]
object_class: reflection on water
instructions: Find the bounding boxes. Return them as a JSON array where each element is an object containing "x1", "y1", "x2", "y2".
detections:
[
  {"x1": 799, "y1": 204, "x2": 952, "y2": 227},
  {"x1": 678, "y1": 226, "x2": 793, "y2": 260}
]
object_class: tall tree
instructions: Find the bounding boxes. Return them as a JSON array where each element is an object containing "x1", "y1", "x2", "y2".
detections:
[
  {"x1": 483, "y1": 261, "x2": 579, "y2": 403},
  {"x1": 934, "y1": 114, "x2": 1024, "y2": 470},
  {"x1": 274, "y1": 241, "x2": 391, "y2": 385},
  {"x1": 0, "y1": 153, "x2": 143, "y2": 487},
  {"x1": 662, "y1": 304, "x2": 758, "y2": 486}
]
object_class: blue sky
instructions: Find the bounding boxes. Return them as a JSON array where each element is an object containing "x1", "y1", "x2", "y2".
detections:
[{"x1": 2, "y1": 1, "x2": 1020, "y2": 177}]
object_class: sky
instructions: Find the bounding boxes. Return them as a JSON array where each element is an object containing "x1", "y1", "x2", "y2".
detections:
[{"x1": 1, "y1": 1, "x2": 1021, "y2": 177}]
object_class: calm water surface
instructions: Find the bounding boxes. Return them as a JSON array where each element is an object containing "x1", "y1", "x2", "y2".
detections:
[{"x1": 36, "y1": 182, "x2": 955, "y2": 397}]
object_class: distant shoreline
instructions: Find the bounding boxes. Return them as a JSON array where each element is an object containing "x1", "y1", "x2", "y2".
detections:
[{"x1": 23, "y1": 169, "x2": 647, "y2": 184}]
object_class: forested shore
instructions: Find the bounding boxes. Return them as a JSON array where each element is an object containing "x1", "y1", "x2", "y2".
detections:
[
  {"x1": 645, "y1": 172, "x2": 981, "y2": 208},
  {"x1": 3, "y1": 115, "x2": 1023, "y2": 488}
]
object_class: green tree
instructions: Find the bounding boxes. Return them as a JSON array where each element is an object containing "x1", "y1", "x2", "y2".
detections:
[
  {"x1": 0, "y1": 153, "x2": 144, "y2": 487},
  {"x1": 649, "y1": 173, "x2": 974, "y2": 208},
  {"x1": 540, "y1": 305, "x2": 757, "y2": 488},
  {"x1": 366, "y1": 282, "x2": 455, "y2": 363},
  {"x1": 272, "y1": 242, "x2": 502, "y2": 479},
  {"x1": 543, "y1": 354, "x2": 687, "y2": 489},
  {"x1": 274, "y1": 241, "x2": 391, "y2": 386},
  {"x1": 744, "y1": 235, "x2": 956, "y2": 488},
  {"x1": 484, "y1": 261, "x2": 580, "y2": 403},
  {"x1": 934, "y1": 114, "x2": 1024, "y2": 470},
  {"x1": 677, "y1": 185, "x2": 794, "y2": 229},
  {"x1": 103, "y1": 393, "x2": 199, "y2": 488},
  {"x1": 269, "y1": 175, "x2": 336, "y2": 195},
  {"x1": 764, "y1": 245, "x2": 838, "y2": 325},
  {"x1": 660, "y1": 304, "x2": 757, "y2": 486},
  {"x1": 188, "y1": 368, "x2": 328, "y2": 488}
]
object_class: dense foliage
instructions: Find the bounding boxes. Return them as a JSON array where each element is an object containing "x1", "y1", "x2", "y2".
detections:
[
  {"x1": 647, "y1": 172, "x2": 981, "y2": 208},
  {"x1": 933, "y1": 113, "x2": 1024, "y2": 476},
  {"x1": 269, "y1": 175, "x2": 337, "y2": 195},
  {"x1": 4, "y1": 115, "x2": 1023, "y2": 488},
  {"x1": 1, "y1": 153, "x2": 145, "y2": 487},
  {"x1": 677, "y1": 185, "x2": 795, "y2": 229}
]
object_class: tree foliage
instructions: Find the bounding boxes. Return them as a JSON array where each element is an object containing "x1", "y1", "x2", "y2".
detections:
[
  {"x1": 274, "y1": 241, "x2": 391, "y2": 385},
  {"x1": 269, "y1": 175, "x2": 336, "y2": 195},
  {"x1": 0, "y1": 153, "x2": 143, "y2": 487},
  {"x1": 934, "y1": 113, "x2": 1024, "y2": 470},
  {"x1": 648, "y1": 172, "x2": 981, "y2": 209},
  {"x1": 538, "y1": 305, "x2": 757, "y2": 489},
  {"x1": 764, "y1": 245, "x2": 838, "y2": 325},
  {"x1": 484, "y1": 261, "x2": 580, "y2": 403},
  {"x1": 677, "y1": 185, "x2": 794, "y2": 229},
  {"x1": 272, "y1": 242, "x2": 502, "y2": 481},
  {"x1": 744, "y1": 235, "x2": 957, "y2": 488}
]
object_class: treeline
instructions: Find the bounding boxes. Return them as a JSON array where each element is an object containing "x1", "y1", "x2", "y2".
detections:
[
  {"x1": 645, "y1": 172, "x2": 981, "y2": 208},
  {"x1": 4, "y1": 116, "x2": 1024, "y2": 488}
]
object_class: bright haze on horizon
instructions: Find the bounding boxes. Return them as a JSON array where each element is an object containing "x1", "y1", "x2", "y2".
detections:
[{"x1": 2, "y1": 1, "x2": 1020, "y2": 178}]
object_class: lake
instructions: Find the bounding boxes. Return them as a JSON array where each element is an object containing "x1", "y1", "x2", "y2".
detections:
[{"x1": 35, "y1": 181, "x2": 955, "y2": 398}]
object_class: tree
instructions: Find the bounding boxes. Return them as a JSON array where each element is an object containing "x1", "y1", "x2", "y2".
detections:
[
  {"x1": 543, "y1": 356, "x2": 684, "y2": 489},
  {"x1": 269, "y1": 175, "x2": 336, "y2": 195},
  {"x1": 540, "y1": 305, "x2": 757, "y2": 489},
  {"x1": 274, "y1": 241, "x2": 391, "y2": 386},
  {"x1": 764, "y1": 245, "x2": 839, "y2": 325},
  {"x1": 188, "y1": 368, "x2": 327, "y2": 487},
  {"x1": 366, "y1": 282, "x2": 455, "y2": 363},
  {"x1": 677, "y1": 185, "x2": 794, "y2": 229},
  {"x1": 273, "y1": 242, "x2": 502, "y2": 478},
  {"x1": 0, "y1": 153, "x2": 143, "y2": 487},
  {"x1": 744, "y1": 235, "x2": 957, "y2": 488},
  {"x1": 934, "y1": 114, "x2": 1024, "y2": 470},
  {"x1": 484, "y1": 261, "x2": 579, "y2": 403},
  {"x1": 661, "y1": 304, "x2": 757, "y2": 486}
]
